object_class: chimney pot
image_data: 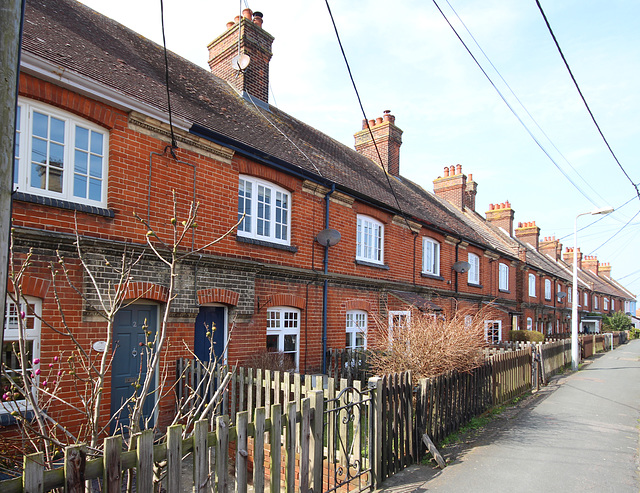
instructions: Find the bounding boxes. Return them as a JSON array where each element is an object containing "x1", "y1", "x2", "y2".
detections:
[
  {"x1": 444, "y1": 166, "x2": 450, "y2": 177},
  {"x1": 468, "y1": 173, "x2": 473, "y2": 181},
  {"x1": 376, "y1": 116, "x2": 383, "y2": 125},
  {"x1": 234, "y1": 15, "x2": 240, "y2": 22},
  {"x1": 369, "y1": 119, "x2": 376, "y2": 128},
  {"x1": 456, "y1": 164, "x2": 462, "y2": 175},
  {"x1": 242, "y1": 8, "x2": 253, "y2": 19},
  {"x1": 226, "y1": 21, "x2": 235, "y2": 29},
  {"x1": 449, "y1": 165, "x2": 455, "y2": 175},
  {"x1": 362, "y1": 119, "x2": 368, "y2": 130}
]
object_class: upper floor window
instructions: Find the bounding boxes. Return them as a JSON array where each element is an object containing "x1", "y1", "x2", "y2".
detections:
[
  {"x1": 238, "y1": 176, "x2": 291, "y2": 245},
  {"x1": 528, "y1": 274, "x2": 536, "y2": 297},
  {"x1": 526, "y1": 317, "x2": 533, "y2": 330},
  {"x1": 603, "y1": 298, "x2": 609, "y2": 311},
  {"x1": 583, "y1": 292, "x2": 588, "y2": 308},
  {"x1": 14, "y1": 99, "x2": 108, "y2": 207},
  {"x1": 2, "y1": 297, "x2": 42, "y2": 414},
  {"x1": 422, "y1": 238, "x2": 440, "y2": 276},
  {"x1": 567, "y1": 288, "x2": 572, "y2": 304},
  {"x1": 498, "y1": 263, "x2": 509, "y2": 291},
  {"x1": 594, "y1": 296, "x2": 599, "y2": 310},
  {"x1": 611, "y1": 299, "x2": 614, "y2": 311},
  {"x1": 468, "y1": 253, "x2": 479, "y2": 284},
  {"x1": 544, "y1": 279, "x2": 551, "y2": 300},
  {"x1": 346, "y1": 310, "x2": 367, "y2": 350},
  {"x1": 356, "y1": 215, "x2": 383, "y2": 264},
  {"x1": 266, "y1": 307, "x2": 299, "y2": 370}
]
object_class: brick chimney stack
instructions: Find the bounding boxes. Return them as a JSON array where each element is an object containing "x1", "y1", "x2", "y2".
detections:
[
  {"x1": 540, "y1": 236, "x2": 562, "y2": 261},
  {"x1": 515, "y1": 221, "x2": 541, "y2": 250},
  {"x1": 582, "y1": 255, "x2": 599, "y2": 276},
  {"x1": 485, "y1": 201, "x2": 515, "y2": 236},
  {"x1": 599, "y1": 262, "x2": 611, "y2": 279},
  {"x1": 433, "y1": 165, "x2": 477, "y2": 211},
  {"x1": 354, "y1": 111, "x2": 403, "y2": 176},
  {"x1": 207, "y1": 10, "x2": 274, "y2": 104},
  {"x1": 563, "y1": 247, "x2": 583, "y2": 270}
]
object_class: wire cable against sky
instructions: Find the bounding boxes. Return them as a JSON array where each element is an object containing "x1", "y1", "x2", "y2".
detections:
[
  {"x1": 588, "y1": 208, "x2": 640, "y2": 255},
  {"x1": 535, "y1": 0, "x2": 640, "y2": 200},
  {"x1": 444, "y1": 0, "x2": 609, "y2": 207},
  {"x1": 431, "y1": 0, "x2": 599, "y2": 207},
  {"x1": 323, "y1": 0, "x2": 414, "y2": 232}
]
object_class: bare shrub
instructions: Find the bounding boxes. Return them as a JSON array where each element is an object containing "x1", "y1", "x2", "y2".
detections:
[
  {"x1": 368, "y1": 307, "x2": 490, "y2": 379},
  {"x1": 244, "y1": 351, "x2": 296, "y2": 372}
]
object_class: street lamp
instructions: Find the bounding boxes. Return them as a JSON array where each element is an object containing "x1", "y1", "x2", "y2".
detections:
[{"x1": 571, "y1": 206, "x2": 614, "y2": 370}]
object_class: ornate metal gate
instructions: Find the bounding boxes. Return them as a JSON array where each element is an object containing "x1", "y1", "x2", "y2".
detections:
[{"x1": 323, "y1": 384, "x2": 374, "y2": 492}]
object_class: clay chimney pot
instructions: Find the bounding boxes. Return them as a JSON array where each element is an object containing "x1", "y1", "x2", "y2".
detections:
[
  {"x1": 369, "y1": 119, "x2": 376, "y2": 128},
  {"x1": 468, "y1": 173, "x2": 473, "y2": 181},
  {"x1": 449, "y1": 165, "x2": 455, "y2": 175},
  {"x1": 242, "y1": 8, "x2": 253, "y2": 19},
  {"x1": 456, "y1": 164, "x2": 462, "y2": 175},
  {"x1": 226, "y1": 21, "x2": 235, "y2": 29},
  {"x1": 376, "y1": 117, "x2": 383, "y2": 125},
  {"x1": 444, "y1": 167, "x2": 450, "y2": 177}
]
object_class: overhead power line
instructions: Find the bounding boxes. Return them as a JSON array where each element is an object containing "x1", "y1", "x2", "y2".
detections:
[{"x1": 535, "y1": 0, "x2": 640, "y2": 201}]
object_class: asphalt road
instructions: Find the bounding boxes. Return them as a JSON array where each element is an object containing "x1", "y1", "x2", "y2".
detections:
[{"x1": 377, "y1": 338, "x2": 640, "y2": 492}]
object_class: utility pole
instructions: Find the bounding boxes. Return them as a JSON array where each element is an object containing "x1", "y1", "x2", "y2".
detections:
[{"x1": 0, "y1": 0, "x2": 25, "y2": 345}]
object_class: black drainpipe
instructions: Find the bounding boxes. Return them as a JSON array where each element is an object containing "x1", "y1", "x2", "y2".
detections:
[
  {"x1": 322, "y1": 184, "x2": 336, "y2": 374},
  {"x1": 454, "y1": 241, "x2": 460, "y2": 294}
]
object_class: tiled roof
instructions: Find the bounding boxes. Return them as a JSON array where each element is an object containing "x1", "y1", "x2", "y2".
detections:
[{"x1": 22, "y1": 0, "x2": 485, "y2": 245}]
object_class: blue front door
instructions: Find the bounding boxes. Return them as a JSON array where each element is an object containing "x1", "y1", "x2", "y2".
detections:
[
  {"x1": 194, "y1": 306, "x2": 226, "y2": 363},
  {"x1": 111, "y1": 304, "x2": 156, "y2": 431}
]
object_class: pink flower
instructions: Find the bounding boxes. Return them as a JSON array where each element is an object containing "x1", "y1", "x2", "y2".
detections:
[
  {"x1": 57, "y1": 371, "x2": 62, "y2": 376},
  {"x1": 53, "y1": 356, "x2": 59, "y2": 362},
  {"x1": 49, "y1": 363, "x2": 53, "y2": 368},
  {"x1": 20, "y1": 311, "x2": 25, "y2": 319},
  {"x1": 42, "y1": 381, "x2": 47, "y2": 387},
  {"x1": 35, "y1": 369, "x2": 41, "y2": 375},
  {"x1": 33, "y1": 358, "x2": 40, "y2": 365}
]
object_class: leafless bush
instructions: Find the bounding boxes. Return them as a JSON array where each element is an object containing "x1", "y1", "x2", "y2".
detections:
[
  {"x1": 244, "y1": 351, "x2": 296, "y2": 372},
  {"x1": 368, "y1": 307, "x2": 490, "y2": 379}
]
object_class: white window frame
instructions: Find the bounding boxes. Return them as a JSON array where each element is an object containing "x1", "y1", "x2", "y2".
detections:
[
  {"x1": 238, "y1": 175, "x2": 291, "y2": 246},
  {"x1": 356, "y1": 215, "x2": 384, "y2": 264},
  {"x1": 346, "y1": 310, "x2": 367, "y2": 350},
  {"x1": 266, "y1": 307, "x2": 300, "y2": 370},
  {"x1": 484, "y1": 320, "x2": 502, "y2": 344},
  {"x1": 422, "y1": 238, "x2": 440, "y2": 276},
  {"x1": 568, "y1": 288, "x2": 572, "y2": 304},
  {"x1": 528, "y1": 274, "x2": 536, "y2": 297},
  {"x1": 498, "y1": 263, "x2": 509, "y2": 291},
  {"x1": 583, "y1": 292, "x2": 588, "y2": 308},
  {"x1": 603, "y1": 298, "x2": 609, "y2": 311},
  {"x1": 468, "y1": 253, "x2": 479, "y2": 284},
  {"x1": 14, "y1": 99, "x2": 108, "y2": 207},
  {"x1": 611, "y1": 299, "x2": 614, "y2": 311},
  {"x1": 526, "y1": 317, "x2": 533, "y2": 330},
  {"x1": 2, "y1": 296, "x2": 41, "y2": 415},
  {"x1": 544, "y1": 279, "x2": 551, "y2": 300},
  {"x1": 594, "y1": 296, "x2": 599, "y2": 310},
  {"x1": 388, "y1": 310, "x2": 410, "y2": 342}
]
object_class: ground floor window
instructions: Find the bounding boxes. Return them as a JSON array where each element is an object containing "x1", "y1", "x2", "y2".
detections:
[
  {"x1": 388, "y1": 310, "x2": 410, "y2": 341},
  {"x1": 266, "y1": 307, "x2": 300, "y2": 370},
  {"x1": 484, "y1": 320, "x2": 502, "y2": 344},
  {"x1": 346, "y1": 310, "x2": 367, "y2": 350},
  {"x1": 2, "y1": 297, "x2": 41, "y2": 413}
]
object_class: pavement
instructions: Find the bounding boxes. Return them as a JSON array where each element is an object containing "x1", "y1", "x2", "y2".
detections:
[{"x1": 376, "y1": 338, "x2": 640, "y2": 492}]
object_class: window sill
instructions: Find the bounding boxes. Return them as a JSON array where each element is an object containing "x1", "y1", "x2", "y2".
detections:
[
  {"x1": 0, "y1": 409, "x2": 35, "y2": 426},
  {"x1": 467, "y1": 282, "x2": 483, "y2": 289},
  {"x1": 498, "y1": 289, "x2": 510, "y2": 294},
  {"x1": 13, "y1": 191, "x2": 114, "y2": 218},
  {"x1": 421, "y1": 273, "x2": 444, "y2": 281},
  {"x1": 355, "y1": 259, "x2": 389, "y2": 270},
  {"x1": 236, "y1": 235, "x2": 298, "y2": 253}
]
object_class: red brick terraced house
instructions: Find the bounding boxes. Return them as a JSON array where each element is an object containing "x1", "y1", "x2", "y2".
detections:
[{"x1": 2, "y1": 0, "x2": 635, "y2": 433}]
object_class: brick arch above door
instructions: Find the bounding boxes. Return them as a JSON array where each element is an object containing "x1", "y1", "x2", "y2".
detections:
[
  {"x1": 197, "y1": 288, "x2": 240, "y2": 306},
  {"x1": 124, "y1": 282, "x2": 169, "y2": 303}
]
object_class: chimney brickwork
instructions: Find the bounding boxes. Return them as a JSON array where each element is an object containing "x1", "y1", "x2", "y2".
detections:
[
  {"x1": 582, "y1": 255, "x2": 599, "y2": 276},
  {"x1": 485, "y1": 201, "x2": 515, "y2": 236},
  {"x1": 515, "y1": 221, "x2": 541, "y2": 250},
  {"x1": 433, "y1": 164, "x2": 476, "y2": 211},
  {"x1": 354, "y1": 111, "x2": 403, "y2": 176},
  {"x1": 563, "y1": 247, "x2": 583, "y2": 270},
  {"x1": 207, "y1": 10, "x2": 273, "y2": 103},
  {"x1": 599, "y1": 262, "x2": 611, "y2": 279},
  {"x1": 540, "y1": 236, "x2": 562, "y2": 261}
]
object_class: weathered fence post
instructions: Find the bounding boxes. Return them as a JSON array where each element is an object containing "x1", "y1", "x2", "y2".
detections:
[
  {"x1": 216, "y1": 415, "x2": 230, "y2": 493},
  {"x1": 253, "y1": 407, "x2": 266, "y2": 493},
  {"x1": 269, "y1": 403, "x2": 282, "y2": 493},
  {"x1": 23, "y1": 452, "x2": 44, "y2": 493},
  {"x1": 236, "y1": 411, "x2": 249, "y2": 493},
  {"x1": 104, "y1": 435, "x2": 122, "y2": 493},
  {"x1": 193, "y1": 419, "x2": 209, "y2": 493},
  {"x1": 137, "y1": 430, "x2": 154, "y2": 493},
  {"x1": 64, "y1": 444, "x2": 86, "y2": 493},
  {"x1": 310, "y1": 390, "x2": 324, "y2": 493},
  {"x1": 369, "y1": 376, "x2": 383, "y2": 488},
  {"x1": 166, "y1": 424, "x2": 182, "y2": 493}
]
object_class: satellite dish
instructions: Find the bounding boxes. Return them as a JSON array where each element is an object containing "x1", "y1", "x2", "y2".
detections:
[
  {"x1": 232, "y1": 54, "x2": 251, "y2": 71},
  {"x1": 557, "y1": 292, "x2": 567, "y2": 300},
  {"x1": 316, "y1": 228, "x2": 341, "y2": 247},
  {"x1": 452, "y1": 261, "x2": 471, "y2": 274}
]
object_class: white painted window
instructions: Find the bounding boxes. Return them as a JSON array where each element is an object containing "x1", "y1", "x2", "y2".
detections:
[
  {"x1": 468, "y1": 253, "x2": 479, "y2": 284},
  {"x1": 422, "y1": 238, "x2": 440, "y2": 276},
  {"x1": 238, "y1": 176, "x2": 291, "y2": 245},
  {"x1": 2, "y1": 297, "x2": 42, "y2": 414},
  {"x1": 568, "y1": 288, "x2": 572, "y2": 304},
  {"x1": 484, "y1": 320, "x2": 502, "y2": 344},
  {"x1": 544, "y1": 279, "x2": 551, "y2": 300},
  {"x1": 388, "y1": 310, "x2": 410, "y2": 341},
  {"x1": 14, "y1": 99, "x2": 107, "y2": 206},
  {"x1": 526, "y1": 317, "x2": 533, "y2": 330},
  {"x1": 266, "y1": 307, "x2": 299, "y2": 370},
  {"x1": 356, "y1": 215, "x2": 383, "y2": 264},
  {"x1": 346, "y1": 310, "x2": 367, "y2": 350},
  {"x1": 583, "y1": 292, "x2": 588, "y2": 308},
  {"x1": 464, "y1": 315, "x2": 473, "y2": 328},
  {"x1": 611, "y1": 299, "x2": 614, "y2": 311},
  {"x1": 594, "y1": 296, "x2": 599, "y2": 310},
  {"x1": 528, "y1": 274, "x2": 536, "y2": 297},
  {"x1": 604, "y1": 298, "x2": 609, "y2": 311},
  {"x1": 499, "y1": 263, "x2": 509, "y2": 291}
]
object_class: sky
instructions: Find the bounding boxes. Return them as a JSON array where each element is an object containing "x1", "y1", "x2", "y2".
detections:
[{"x1": 77, "y1": 0, "x2": 640, "y2": 300}]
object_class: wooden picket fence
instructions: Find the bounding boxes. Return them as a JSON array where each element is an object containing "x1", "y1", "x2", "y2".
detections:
[
  {"x1": 491, "y1": 347, "x2": 532, "y2": 404},
  {"x1": 325, "y1": 348, "x2": 371, "y2": 386},
  {"x1": 536, "y1": 339, "x2": 570, "y2": 384}
]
